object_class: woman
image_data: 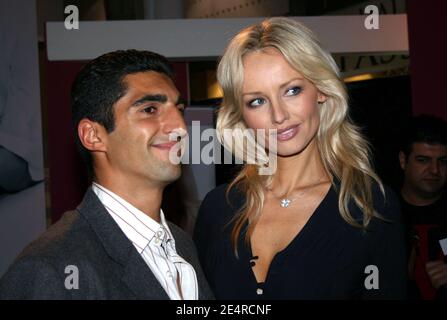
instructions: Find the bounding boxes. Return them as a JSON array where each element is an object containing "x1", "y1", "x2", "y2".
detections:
[{"x1": 193, "y1": 17, "x2": 407, "y2": 299}]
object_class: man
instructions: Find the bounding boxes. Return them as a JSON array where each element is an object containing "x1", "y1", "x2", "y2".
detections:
[
  {"x1": 0, "y1": 50, "x2": 213, "y2": 299},
  {"x1": 399, "y1": 115, "x2": 447, "y2": 300}
]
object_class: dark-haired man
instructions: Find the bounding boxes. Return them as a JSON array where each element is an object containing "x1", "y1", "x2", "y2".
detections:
[
  {"x1": 399, "y1": 115, "x2": 447, "y2": 300},
  {"x1": 0, "y1": 50, "x2": 213, "y2": 300}
]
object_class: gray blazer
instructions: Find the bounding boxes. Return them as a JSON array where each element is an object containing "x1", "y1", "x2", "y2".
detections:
[{"x1": 0, "y1": 187, "x2": 214, "y2": 300}]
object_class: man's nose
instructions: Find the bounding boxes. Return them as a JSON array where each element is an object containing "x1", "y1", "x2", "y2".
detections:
[
  {"x1": 429, "y1": 160, "x2": 440, "y2": 175},
  {"x1": 163, "y1": 105, "x2": 187, "y2": 135}
]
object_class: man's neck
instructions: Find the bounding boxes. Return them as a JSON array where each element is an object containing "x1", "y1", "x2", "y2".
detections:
[
  {"x1": 94, "y1": 177, "x2": 165, "y2": 223},
  {"x1": 400, "y1": 186, "x2": 443, "y2": 206}
]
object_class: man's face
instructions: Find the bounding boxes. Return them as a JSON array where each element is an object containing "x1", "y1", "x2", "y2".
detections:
[
  {"x1": 102, "y1": 71, "x2": 187, "y2": 187},
  {"x1": 400, "y1": 142, "x2": 447, "y2": 196}
]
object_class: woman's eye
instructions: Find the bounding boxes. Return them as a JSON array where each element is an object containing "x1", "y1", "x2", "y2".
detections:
[
  {"x1": 248, "y1": 98, "x2": 265, "y2": 108},
  {"x1": 142, "y1": 106, "x2": 157, "y2": 114},
  {"x1": 285, "y1": 86, "x2": 301, "y2": 96}
]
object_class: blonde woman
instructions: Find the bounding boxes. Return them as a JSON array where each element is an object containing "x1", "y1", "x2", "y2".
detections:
[{"x1": 193, "y1": 17, "x2": 406, "y2": 299}]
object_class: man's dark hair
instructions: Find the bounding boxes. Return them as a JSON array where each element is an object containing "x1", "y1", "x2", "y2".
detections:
[
  {"x1": 401, "y1": 114, "x2": 447, "y2": 157},
  {"x1": 71, "y1": 49, "x2": 174, "y2": 174}
]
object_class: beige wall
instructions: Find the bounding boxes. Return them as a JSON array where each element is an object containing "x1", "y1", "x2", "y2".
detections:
[{"x1": 185, "y1": 0, "x2": 288, "y2": 18}]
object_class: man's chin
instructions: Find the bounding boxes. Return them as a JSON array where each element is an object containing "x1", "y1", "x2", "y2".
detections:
[
  {"x1": 158, "y1": 163, "x2": 182, "y2": 183},
  {"x1": 417, "y1": 184, "x2": 444, "y2": 198},
  {"x1": 148, "y1": 150, "x2": 182, "y2": 182}
]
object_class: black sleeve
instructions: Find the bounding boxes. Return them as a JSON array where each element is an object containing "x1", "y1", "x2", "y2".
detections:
[
  {"x1": 193, "y1": 184, "x2": 233, "y2": 289},
  {"x1": 0, "y1": 257, "x2": 70, "y2": 299},
  {"x1": 193, "y1": 190, "x2": 218, "y2": 284},
  {"x1": 362, "y1": 187, "x2": 408, "y2": 299}
]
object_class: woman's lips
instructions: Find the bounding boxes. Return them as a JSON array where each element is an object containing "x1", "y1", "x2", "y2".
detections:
[{"x1": 276, "y1": 125, "x2": 299, "y2": 141}]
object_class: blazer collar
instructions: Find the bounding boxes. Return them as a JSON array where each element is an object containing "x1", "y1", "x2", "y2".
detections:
[{"x1": 76, "y1": 187, "x2": 169, "y2": 299}]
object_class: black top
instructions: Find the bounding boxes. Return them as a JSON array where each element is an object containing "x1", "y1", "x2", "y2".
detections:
[
  {"x1": 400, "y1": 192, "x2": 447, "y2": 260},
  {"x1": 193, "y1": 182, "x2": 407, "y2": 299},
  {"x1": 399, "y1": 193, "x2": 447, "y2": 299},
  {"x1": 400, "y1": 193, "x2": 447, "y2": 226}
]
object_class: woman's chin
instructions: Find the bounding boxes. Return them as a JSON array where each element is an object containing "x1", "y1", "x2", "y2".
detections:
[
  {"x1": 271, "y1": 139, "x2": 315, "y2": 158},
  {"x1": 277, "y1": 149, "x2": 303, "y2": 158}
]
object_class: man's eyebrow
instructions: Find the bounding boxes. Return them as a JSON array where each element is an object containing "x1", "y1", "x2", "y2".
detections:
[
  {"x1": 415, "y1": 155, "x2": 431, "y2": 158},
  {"x1": 132, "y1": 94, "x2": 167, "y2": 106}
]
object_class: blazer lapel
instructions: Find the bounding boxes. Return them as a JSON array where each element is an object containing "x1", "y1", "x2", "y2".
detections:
[
  {"x1": 169, "y1": 226, "x2": 189, "y2": 259},
  {"x1": 77, "y1": 187, "x2": 169, "y2": 299},
  {"x1": 168, "y1": 223, "x2": 214, "y2": 300},
  {"x1": 121, "y1": 249, "x2": 169, "y2": 300}
]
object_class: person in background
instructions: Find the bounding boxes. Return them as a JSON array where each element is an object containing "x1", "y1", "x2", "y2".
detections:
[
  {"x1": 194, "y1": 17, "x2": 407, "y2": 299},
  {"x1": 398, "y1": 115, "x2": 447, "y2": 300}
]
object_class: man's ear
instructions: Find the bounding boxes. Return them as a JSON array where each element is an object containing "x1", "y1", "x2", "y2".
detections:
[
  {"x1": 77, "y1": 119, "x2": 107, "y2": 153},
  {"x1": 398, "y1": 151, "x2": 407, "y2": 170}
]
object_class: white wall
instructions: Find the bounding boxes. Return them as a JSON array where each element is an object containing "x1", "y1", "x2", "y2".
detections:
[{"x1": 46, "y1": 15, "x2": 409, "y2": 61}]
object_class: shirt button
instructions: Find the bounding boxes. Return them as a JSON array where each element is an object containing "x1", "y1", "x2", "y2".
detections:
[
  {"x1": 167, "y1": 271, "x2": 173, "y2": 278},
  {"x1": 256, "y1": 288, "x2": 263, "y2": 295}
]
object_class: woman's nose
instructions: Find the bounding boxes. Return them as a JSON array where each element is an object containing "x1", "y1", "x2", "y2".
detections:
[{"x1": 270, "y1": 99, "x2": 289, "y2": 124}]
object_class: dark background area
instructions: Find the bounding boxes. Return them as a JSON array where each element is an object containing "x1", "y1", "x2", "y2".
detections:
[{"x1": 348, "y1": 75, "x2": 412, "y2": 190}]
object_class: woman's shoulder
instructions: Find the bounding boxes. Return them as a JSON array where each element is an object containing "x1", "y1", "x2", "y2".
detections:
[
  {"x1": 202, "y1": 183, "x2": 230, "y2": 202},
  {"x1": 203, "y1": 183, "x2": 245, "y2": 205},
  {"x1": 198, "y1": 183, "x2": 245, "y2": 222},
  {"x1": 341, "y1": 180, "x2": 402, "y2": 226}
]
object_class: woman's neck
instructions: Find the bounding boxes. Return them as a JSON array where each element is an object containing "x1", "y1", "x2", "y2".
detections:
[{"x1": 271, "y1": 139, "x2": 330, "y2": 195}]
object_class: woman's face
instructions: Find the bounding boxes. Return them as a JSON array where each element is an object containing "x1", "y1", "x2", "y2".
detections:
[{"x1": 241, "y1": 47, "x2": 326, "y2": 157}]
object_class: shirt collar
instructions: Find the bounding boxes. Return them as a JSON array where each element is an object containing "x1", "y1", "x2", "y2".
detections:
[{"x1": 92, "y1": 182, "x2": 174, "y2": 252}]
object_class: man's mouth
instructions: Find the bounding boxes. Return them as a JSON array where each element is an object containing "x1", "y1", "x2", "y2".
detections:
[{"x1": 151, "y1": 141, "x2": 178, "y2": 150}]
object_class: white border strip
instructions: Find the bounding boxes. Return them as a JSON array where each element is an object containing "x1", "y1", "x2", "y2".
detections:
[{"x1": 46, "y1": 15, "x2": 408, "y2": 61}]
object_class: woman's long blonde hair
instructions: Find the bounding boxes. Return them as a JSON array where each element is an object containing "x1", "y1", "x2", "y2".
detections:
[{"x1": 216, "y1": 17, "x2": 384, "y2": 254}]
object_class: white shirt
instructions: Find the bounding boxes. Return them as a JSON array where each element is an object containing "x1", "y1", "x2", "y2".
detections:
[{"x1": 92, "y1": 182, "x2": 198, "y2": 300}]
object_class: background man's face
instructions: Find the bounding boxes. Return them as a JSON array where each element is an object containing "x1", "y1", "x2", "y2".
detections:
[
  {"x1": 103, "y1": 71, "x2": 187, "y2": 186},
  {"x1": 400, "y1": 142, "x2": 447, "y2": 196}
]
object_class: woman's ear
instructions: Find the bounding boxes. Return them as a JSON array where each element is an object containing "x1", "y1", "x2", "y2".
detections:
[
  {"x1": 317, "y1": 92, "x2": 327, "y2": 104},
  {"x1": 77, "y1": 119, "x2": 107, "y2": 153}
]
